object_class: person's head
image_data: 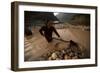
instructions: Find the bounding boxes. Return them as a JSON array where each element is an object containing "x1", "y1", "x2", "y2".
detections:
[{"x1": 47, "y1": 20, "x2": 54, "y2": 27}]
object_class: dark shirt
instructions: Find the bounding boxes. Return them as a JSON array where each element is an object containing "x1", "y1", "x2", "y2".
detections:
[{"x1": 39, "y1": 26, "x2": 60, "y2": 42}]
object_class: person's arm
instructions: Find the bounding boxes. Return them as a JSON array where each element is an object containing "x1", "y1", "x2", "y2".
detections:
[
  {"x1": 53, "y1": 27, "x2": 60, "y2": 37},
  {"x1": 39, "y1": 26, "x2": 44, "y2": 36}
]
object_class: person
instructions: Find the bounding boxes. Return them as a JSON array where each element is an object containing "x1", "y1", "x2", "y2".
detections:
[{"x1": 39, "y1": 20, "x2": 60, "y2": 42}]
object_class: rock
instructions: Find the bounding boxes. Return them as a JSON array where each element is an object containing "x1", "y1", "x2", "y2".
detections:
[
  {"x1": 47, "y1": 52, "x2": 52, "y2": 57},
  {"x1": 56, "y1": 58, "x2": 61, "y2": 60},
  {"x1": 64, "y1": 54, "x2": 71, "y2": 59},
  {"x1": 48, "y1": 57, "x2": 53, "y2": 60},
  {"x1": 78, "y1": 52, "x2": 84, "y2": 58},
  {"x1": 51, "y1": 52, "x2": 58, "y2": 60},
  {"x1": 55, "y1": 51, "x2": 60, "y2": 55},
  {"x1": 62, "y1": 50, "x2": 66, "y2": 54},
  {"x1": 72, "y1": 56, "x2": 78, "y2": 59},
  {"x1": 69, "y1": 52, "x2": 75, "y2": 57},
  {"x1": 74, "y1": 52, "x2": 78, "y2": 56},
  {"x1": 64, "y1": 48, "x2": 72, "y2": 54}
]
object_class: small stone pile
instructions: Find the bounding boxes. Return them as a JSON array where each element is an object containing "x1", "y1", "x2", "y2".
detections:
[{"x1": 44, "y1": 40, "x2": 85, "y2": 60}]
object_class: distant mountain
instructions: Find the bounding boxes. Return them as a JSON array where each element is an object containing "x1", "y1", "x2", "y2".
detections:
[
  {"x1": 55, "y1": 13, "x2": 90, "y2": 26},
  {"x1": 69, "y1": 14, "x2": 90, "y2": 26}
]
